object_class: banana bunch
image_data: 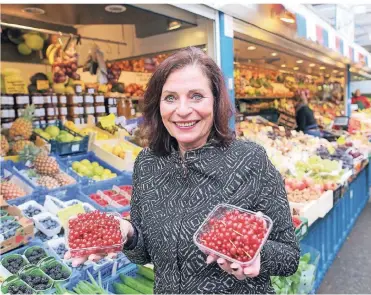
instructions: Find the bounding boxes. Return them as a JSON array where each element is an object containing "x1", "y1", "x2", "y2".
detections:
[{"x1": 46, "y1": 43, "x2": 63, "y2": 65}]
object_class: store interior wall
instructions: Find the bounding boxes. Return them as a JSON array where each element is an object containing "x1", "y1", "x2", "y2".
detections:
[{"x1": 2, "y1": 17, "x2": 210, "y2": 83}]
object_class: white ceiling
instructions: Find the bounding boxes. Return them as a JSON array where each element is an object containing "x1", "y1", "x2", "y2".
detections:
[{"x1": 311, "y1": 4, "x2": 371, "y2": 52}]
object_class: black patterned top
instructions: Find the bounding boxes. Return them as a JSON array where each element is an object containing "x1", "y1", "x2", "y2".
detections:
[{"x1": 123, "y1": 139, "x2": 300, "y2": 294}]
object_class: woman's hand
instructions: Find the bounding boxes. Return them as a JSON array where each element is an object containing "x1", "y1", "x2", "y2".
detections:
[
  {"x1": 206, "y1": 253, "x2": 261, "y2": 280},
  {"x1": 64, "y1": 218, "x2": 135, "y2": 266}
]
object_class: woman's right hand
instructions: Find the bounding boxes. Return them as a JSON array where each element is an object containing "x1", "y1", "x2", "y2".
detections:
[{"x1": 120, "y1": 218, "x2": 135, "y2": 244}]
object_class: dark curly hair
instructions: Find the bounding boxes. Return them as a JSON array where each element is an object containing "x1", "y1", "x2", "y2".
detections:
[{"x1": 143, "y1": 46, "x2": 234, "y2": 156}]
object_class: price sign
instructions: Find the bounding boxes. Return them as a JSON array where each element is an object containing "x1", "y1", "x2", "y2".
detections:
[
  {"x1": 4, "y1": 76, "x2": 27, "y2": 94},
  {"x1": 57, "y1": 203, "x2": 85, "y2": 228},
  {"x1": 36, "y1": 80, "x2": 49, "y2": 91},
  {"x1": 135, "y1": 72, "x2": 151, "y2": 86}
]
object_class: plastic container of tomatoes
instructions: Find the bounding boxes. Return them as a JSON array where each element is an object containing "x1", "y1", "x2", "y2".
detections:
[
  {"x1": 65, "y1": 212, "x2": 126, "y2": 258},
  {"x1": 193, "y1": 203, "x2": 273, "y2": 266}
]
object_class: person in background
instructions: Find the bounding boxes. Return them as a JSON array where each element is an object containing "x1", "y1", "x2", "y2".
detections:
[
  {"x1": 352, "y1": 89, "x2": 371, "y2": 110},
  {"x1": 295, "y1": 91, "x2": 321, "y2": 137}
]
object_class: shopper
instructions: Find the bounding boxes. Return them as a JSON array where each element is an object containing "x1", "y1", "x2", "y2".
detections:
[
  {"x1": 351, "y1": 89, "x2": 371, "y2": 109},
  {"x1": 68, "y1": 47, "x2": 300, "y2": 293},
  {"x1": 294, "y1": 92, "x2": 321, "y2": 137}
]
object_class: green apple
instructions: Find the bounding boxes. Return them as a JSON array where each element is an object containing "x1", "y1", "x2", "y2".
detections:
[
  {"x1": 81, "y1": 159, "x2": 91, "y2": 166},
  {"x1": 103, "y1": 168, "x2": 111, "y2": 175},
  {"x1": 93, "y1": 166, "x2": 104, "y2": 176},
  {"x1": 92, "y1": 175, "x2": 101, "y2": 181},
  {"x1": 45, "y1": 125, "x2": 60, "y2": 138},
  {"x1": 72, "y1": 161, "x2": 81, "y2": 171},
  {"x1": 92, "y1": 162, "x2": 100, "y2": 168}
]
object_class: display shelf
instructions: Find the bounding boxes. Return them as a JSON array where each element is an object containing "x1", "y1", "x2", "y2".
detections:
[{"x1": 236, "y1": 96, "x2": 294, "y2": 100}]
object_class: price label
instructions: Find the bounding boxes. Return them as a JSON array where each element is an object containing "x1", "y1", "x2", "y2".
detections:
[
  {"x1": 71, "y1": 144, "x2": 80, "y2": 152},
  {"x1": 4, "y1": 76, "x2": 28, "y2": 94},
  {"x1": 36, "y1": 80, "x2": 49, "y2": 91},
  {"x1": 59, "y1": 96, "x2": 67, "y2": 104},
  {"x1": 87, "y1": 88, "x2": 95, "y2": 94},
  {"x1": 98, "y1": 84, "x2": 108, "y2": 93},
  {"x1": 135, "y1": 73, "x2": 151, "y2": 85},
  {"x1": 95, "y1": 95, "x2": 104, "y2": 103},
  {"x1": 57, "y1": 203, "x2": 85, "y2": 228},
  {"x1": 84, "y1": 95, "x2": 94, "y2": 103}
]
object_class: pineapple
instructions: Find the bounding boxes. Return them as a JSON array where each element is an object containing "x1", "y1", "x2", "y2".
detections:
[
  {"x1": 54, "y1": 173, "x2": 76, "y2": 186},
  {"x1": 11, "y1": 140, "x2": 34, "y2": 155},
  {"x1": 0, "y1": 181, "x2": 27, "y2": 200},
  {"x1": 9, "y1": 104, "x2": 35, "y2": 140},
  {"x1": 0, "y1": 136, "x2": 10, "y2": 156},
  {"x1": 37, "y1": 176, "x2": 60, "y2": 189},
  {"x1": 19, "y1": 145, "x2": 60, "y2": 176}
]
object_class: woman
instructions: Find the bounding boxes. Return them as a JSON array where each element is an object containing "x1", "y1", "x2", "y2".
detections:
[
  {"x1": 294, "y1": 92, "x2": 321, "y2": 137},
  {"x1": 119, "y1": 47, "x2": 300, "y2": 294},
  {"x1": 352, "y1": 89, "x2": 371, "y2": 110}
]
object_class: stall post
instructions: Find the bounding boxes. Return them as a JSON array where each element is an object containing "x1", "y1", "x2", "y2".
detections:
[
  {"x1": 346, "y1": 64, "x2": 351, "y2": 116},
  {"x1": 218, "y1": 12, "x2": 235, "y2": 131}
]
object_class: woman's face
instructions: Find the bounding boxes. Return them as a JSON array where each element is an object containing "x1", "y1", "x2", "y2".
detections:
[{"x1": 160, "y1": 65, "x2": 214, "y2": 152}]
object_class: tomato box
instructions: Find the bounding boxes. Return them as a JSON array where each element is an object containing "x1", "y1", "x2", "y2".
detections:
[
  {"x1": 0, "y1": 199, "x2": 35, "y2": 255},
  {"x1": 193, "y1": 204, "x2": 273, "y2": 266}
]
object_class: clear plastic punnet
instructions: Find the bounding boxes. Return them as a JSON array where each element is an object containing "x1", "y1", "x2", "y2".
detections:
[
  {"x1": 193, "y1": 203, "x2": 273, "y2": 266},
  {"x1": 65, "y1": 212, "x2": 126, "y2": 258}
]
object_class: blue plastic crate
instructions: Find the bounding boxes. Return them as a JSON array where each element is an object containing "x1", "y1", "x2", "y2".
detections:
[
  {"x1": 78, "y1": 173, "x2": 132, "y2": 213},
  {"x1": 56, "y1": 151, "x2": 123, "y2": 185},
  {"x1": 8, "y1": 157, "x2": 79, "y2": 204},
  {"x1": 33, "y1": 120, "x2": 89, "y2": 156},
  {"x1": 0, "y1": 160, "x2": 37, "y2": 205}
]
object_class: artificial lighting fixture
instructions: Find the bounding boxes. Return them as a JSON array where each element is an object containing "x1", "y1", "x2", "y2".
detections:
[
  {"x1": 293, "y1": 67, "x2": 299, "y2": 71},
  {"x1": 280, "y1": 11, "x2": 296, "y2": 24},
  {"x1": 168, "y1": 20, "x2": 182, "y2": 31},
  {"x1": 320, "y1": 66, "x2": 326, "y2": 70},
  {"x1": 281, "y1": 64, "x2": 286, "y2": 68},
  {"x1": 22, "y1": 7, "x2": 45, "y2": 14},
  {"x1": 105, "y1": 5, "x2": 127, "y2": 13},
  {"x1": 296, "y1": 60, "x2": 303, "y2": 64},
  {"x1": 333, "y1": 69, "x2": 338, "y2": 73},
  {"x1": 247, "y1": 46, "x2": 256, "y2": 51},
  {"x1": 309, "y1": 63, "x2": 316, "y2": 67},
  {"x1": 271, "y1": 52, "x2": 278, "y2": 56}
]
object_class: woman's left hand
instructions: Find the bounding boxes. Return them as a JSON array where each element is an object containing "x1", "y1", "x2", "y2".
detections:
[{"x1": 206, "y1": 253, "x2": 261, "y2": 280}]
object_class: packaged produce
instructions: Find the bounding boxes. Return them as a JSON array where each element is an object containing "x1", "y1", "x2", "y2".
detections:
[
  {"x1": 0, "y1": 200, "x2": 35, "y2": 254},
  {"x1": 66, "y1": 211, "x2": 125, "y2": 258},
  {"x1": 37, "y1": 257, "x2": 71, "y2": 282},
  {"x1": 19, "y1": 265, "x2": 53, "y2": 291},
  {"x1": 0, "y1": 275, "x2": 33, "y2": 294},
  {"x1": 193, "y1": 204, "x2": 273, "y2": 265}
]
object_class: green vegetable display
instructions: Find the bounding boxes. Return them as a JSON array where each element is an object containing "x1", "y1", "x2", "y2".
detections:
[
  {"x1": 271, "y1": 253, "x2": 317, "y2": 294},
  {"x1": 137, "y1": 265, "x2": 155, "y2": 281},
  {"x1": 119, "y1": 275, "x2": 153, "y2": 294}
]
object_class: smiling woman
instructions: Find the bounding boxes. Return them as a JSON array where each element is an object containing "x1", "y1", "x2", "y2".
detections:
[
  {"x1": 121, "y1": 47, "x2": 300, "y2": 294},
  {"x1": 143, "y1": 46, "x2": 234, "y2": 156}
]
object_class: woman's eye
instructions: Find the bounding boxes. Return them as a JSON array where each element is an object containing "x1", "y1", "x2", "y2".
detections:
[
  {"x1": 164, "y1": 95, "x2": 175, "y2": 102},
  {"x1": 192, "y1": 93, "x2": 203, "y2": 100}
]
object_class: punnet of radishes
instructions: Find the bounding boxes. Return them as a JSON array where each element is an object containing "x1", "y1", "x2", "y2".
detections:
[
  {"x1": 194, "y1": 205, "x2": 273, "y2": 265},
  {"x1": 66, "y1": 211, "x2": 124, "y2": 258}
]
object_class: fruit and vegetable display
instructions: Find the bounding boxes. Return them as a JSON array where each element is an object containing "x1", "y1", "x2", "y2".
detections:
[
  {"x1": 114, "y1": 266, "x2": 155, "y2": 294},
  {"x1": 271, "y1": 251, "x2": 318, "y2": 294},
  {"x1": 89, "y1": 185, "x2": 132, "y2": 208},
  {"x1": 17, "y1": 145, "x2": 77, "y2": 190},
  {"x1": 34, "y1": 125, "x2": 82, "y2": 143},
  {"x1": 67, "y1": 212, "x2": 124, "y2": 258},
  {"x1": 0, "y1": 181, "x2": 27, "y2": 201},
  {"x1": 71, "y1": 159, "x2": 117, "y2": 181},
  {"x1": 195, "y1": 205, "x2": 272, "y2": 264}
]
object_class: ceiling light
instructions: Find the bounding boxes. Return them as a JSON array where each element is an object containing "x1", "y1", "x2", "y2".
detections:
[
  {"x1": 293, "y1": 67, "x2": 299, "y2": 71},
  {"x1": 279, "y1": 11, "x2": 296, "y2": 24},
  {"x1": 168, "y1": 20, "x2": 182, "y2": 31},
  {"x1": 296, "y1": 60, "x2": 303, "y2": 64},
  {"x1": 22, "y1": 7, "x2": 45, "y2": 15},
  {"x1": 281, "y1": 64, "x2": 286, "y2": 68},
  {"x1": 247, "y1": 46, "x2": 256, "y2": 51},
  {"x1": 320, "y1": 66, "x2": 326, "y2": 70},
  {"x1": 309, "y1": 63, "x2": 316, "y2": 67},
  {"x1": 105, "y1": 5, "x2": 127, "y2": 13},
  {"x1": 271, "y1": 52, "x2": 278, "y2": 56}
]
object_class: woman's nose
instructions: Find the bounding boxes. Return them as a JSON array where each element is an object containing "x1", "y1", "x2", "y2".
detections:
[{"x1": 176, "y1": 99, "x2": 192, "y2": 117}]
